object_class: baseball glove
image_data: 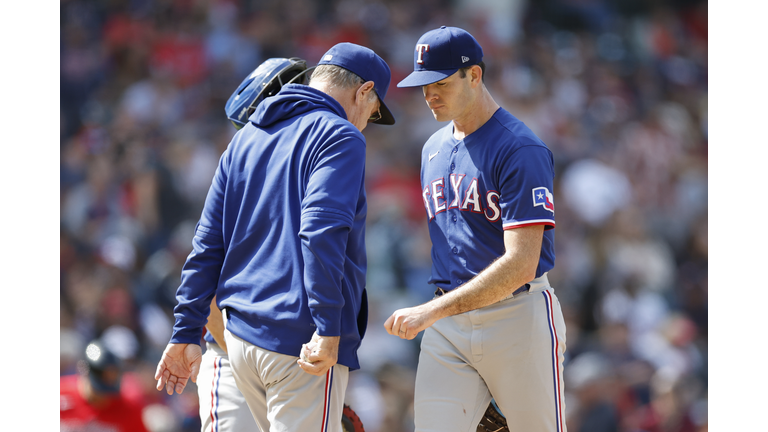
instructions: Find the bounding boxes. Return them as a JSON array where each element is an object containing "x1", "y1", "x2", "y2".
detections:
[
  {"x1": 476, "y1": 401, "x2": 509, "y2": 432},
  {"x1": 342, "y1": 404, "x2": 366, "y2": 432}
]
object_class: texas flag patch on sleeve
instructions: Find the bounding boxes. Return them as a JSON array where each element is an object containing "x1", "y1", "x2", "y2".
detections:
[{"x1": 532, "y1": 187, "x2": 555, "y2": 213}]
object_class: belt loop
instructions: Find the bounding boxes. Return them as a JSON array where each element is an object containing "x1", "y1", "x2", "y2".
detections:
[
  {"x1": 508, "y1": 283, "x2": 530, "y2": 299},
  {"x1": 526, "y1": 273, "x2": 550, "y2": 294}
]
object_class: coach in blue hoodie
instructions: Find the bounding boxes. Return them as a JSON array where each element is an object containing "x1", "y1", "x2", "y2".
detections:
[{"x1": 155, "y1": 43, "x2": 395, "y2": 432}]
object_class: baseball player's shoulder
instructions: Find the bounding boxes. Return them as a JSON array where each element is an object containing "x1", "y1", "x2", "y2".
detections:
[{"x1": 489, "y1": 108, "x2": 551, "y2": 153}]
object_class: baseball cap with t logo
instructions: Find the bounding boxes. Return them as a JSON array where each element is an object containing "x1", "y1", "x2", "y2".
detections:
[{"x1": 397, "y1": 26, "x2": 484, "y2": 88}]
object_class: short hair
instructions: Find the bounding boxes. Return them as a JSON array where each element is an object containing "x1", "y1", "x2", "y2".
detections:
[
  {"x1": 458, "y1": 61, "x2": 486, "y2": 82},
  {"x1": 310, "y1": 64, "x2": 364, "y2": 90},
  {"x1": 310, "y1": 64, "x2": 377, "y2": 102}
]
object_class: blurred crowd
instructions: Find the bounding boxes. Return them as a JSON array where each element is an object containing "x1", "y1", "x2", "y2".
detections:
[{"x1": 60, "y1": 0, "x2": 708, "y2": 431}]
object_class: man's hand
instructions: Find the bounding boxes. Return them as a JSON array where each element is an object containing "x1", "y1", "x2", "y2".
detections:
[
  {"x1": 297, "y1": 332, "x2": 339, "y2": 376},
  {"x1": 154, "y1": 343, "x2": 203, "y2": 395},
  {"x1": 384, "y1": 303, "x2": 440, "y2": 340},
  {"x1": 386, "y1": 226, "x2": 545, "y2": 341}
]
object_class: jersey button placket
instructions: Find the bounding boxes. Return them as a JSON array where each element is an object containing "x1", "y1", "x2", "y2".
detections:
[
  {"x1": 450, "y1": 143, "x2": 458, "y2": 171},
  {"x1": 447, "y1": 145, "x2": 457, "y2": 223},
  {"x1": 450, "y1": 142, "x2": 461, "y2": 288}
]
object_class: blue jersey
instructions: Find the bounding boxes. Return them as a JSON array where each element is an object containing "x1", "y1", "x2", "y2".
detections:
[
  {"x1": 170, "y1": 84, "x2": 368, "y2": 370},
  {"x1": 420, "y1": 108, "x2": 555, "y2": 291}
]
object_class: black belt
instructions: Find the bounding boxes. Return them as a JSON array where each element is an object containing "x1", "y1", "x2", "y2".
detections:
[{"x1": 434, "y1": 283, "x2": 530, "y2": 298}]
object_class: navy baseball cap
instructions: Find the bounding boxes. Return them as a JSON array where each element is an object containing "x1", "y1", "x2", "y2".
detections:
[
  {"x1": 397, "y1": 26, "x2": 484, "y2": 88},
  {"x1": 318, "y1": 42, "x2": 395, "y2": 125}
]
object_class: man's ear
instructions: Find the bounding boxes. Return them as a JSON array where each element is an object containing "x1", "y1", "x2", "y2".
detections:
[
  {"x1": 469, "y1": 65, "x2": 483, "y2": 87},
  {"x1": 356, "y1": 81, "x2": 375, "y2": 103}
]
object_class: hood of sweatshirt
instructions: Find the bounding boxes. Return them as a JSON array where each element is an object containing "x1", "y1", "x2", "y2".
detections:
[{"x1": 249, "y1": 84, "x2": 348, "y2": 128}]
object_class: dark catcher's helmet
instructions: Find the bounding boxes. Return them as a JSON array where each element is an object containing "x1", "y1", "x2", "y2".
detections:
[
  {"x1": 225, "y1": 57, "x2": 311, "y2": 129},
  {"x1": 77, "y1": 339, "x2": 123, "y2": 394}
]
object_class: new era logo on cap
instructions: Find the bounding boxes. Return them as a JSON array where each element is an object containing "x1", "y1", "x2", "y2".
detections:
[{"x1": 397, "y1": 26, "x2": 484, "y2": 88}]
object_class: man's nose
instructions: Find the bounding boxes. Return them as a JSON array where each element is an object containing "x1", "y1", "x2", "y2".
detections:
[{"x1": 423, "y1": 85, "x2": 437, "y2": 102}]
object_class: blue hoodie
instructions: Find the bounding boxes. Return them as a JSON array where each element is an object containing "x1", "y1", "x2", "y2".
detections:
[{"x1": 170, "y1": 84, "x2": 368, "y2": 370}]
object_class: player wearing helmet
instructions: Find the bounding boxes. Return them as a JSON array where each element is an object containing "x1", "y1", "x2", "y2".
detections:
[{"x1": 60, "y1": 339, "x2": 150, "y2": 432}]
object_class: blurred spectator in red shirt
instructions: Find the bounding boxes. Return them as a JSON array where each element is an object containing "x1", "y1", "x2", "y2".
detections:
[{"x1": 60, "y1": 339, "x2": 149, "y2": 432}]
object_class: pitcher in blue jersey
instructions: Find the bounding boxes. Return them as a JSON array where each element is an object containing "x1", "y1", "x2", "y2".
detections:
[{"x1": 388, "y1": 26, "x2": 567, "y2": 432}]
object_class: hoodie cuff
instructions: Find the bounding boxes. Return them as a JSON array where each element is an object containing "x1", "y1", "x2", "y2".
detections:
[
  {"x1": 170, "y1": 327, "x2": 204, "y2": 345},
  {"x1": 310, "y1": 306, "x2": 342, "y2": 336}
]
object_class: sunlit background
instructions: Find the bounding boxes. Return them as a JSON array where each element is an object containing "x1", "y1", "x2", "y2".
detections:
[{"x1": 59, "y1": 0, "x2": 707, "y2": 430}]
